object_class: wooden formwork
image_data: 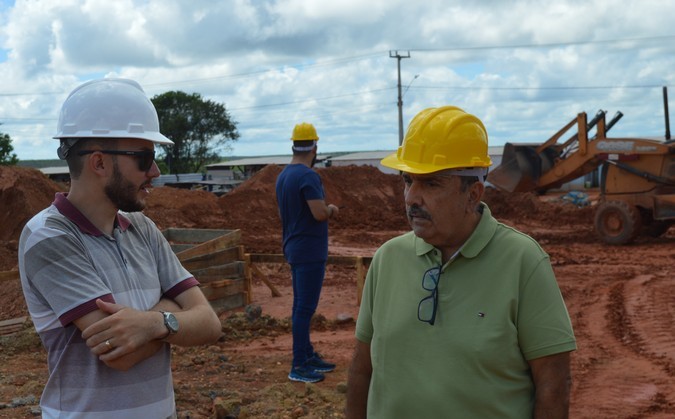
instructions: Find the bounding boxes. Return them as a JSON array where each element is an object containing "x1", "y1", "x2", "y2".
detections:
[
  {"x1": 0, "y1": 270, "x2": 24, "y2": 335},
  {"x1": 162, "y1": 228, "x2": 251, "y2": 314}
]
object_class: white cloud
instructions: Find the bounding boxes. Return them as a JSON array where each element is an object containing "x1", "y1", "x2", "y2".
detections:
[{"x1": 0, "y1": 0, "x2": 674, "y2": 162}]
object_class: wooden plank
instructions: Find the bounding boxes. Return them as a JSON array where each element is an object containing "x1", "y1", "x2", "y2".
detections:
[
  {"x1": 0, "y1": 270, "x2": 20, "y2": 283},
  {"x1": 191, "y1": 262, "x2": 245, "y2": 282},
  {"x1": 175, "y1": 230, "x2": 241, "y2": 261},
  {"x1": 199, "y1": 280, "x2": 246, "y2": 301},
  {"x1": 0, "y1": 316, "x2": 27, "y2": 336},
  {"x1": 163, "y1": 228, "x2": 232, "y2": 244},
  {"x1": 196, "y1": 274, "x2": 244, "y2": 284},
  {"x1": 170, "y1": 244, "x2": 195, "y2": 254},
  {"x1": 249, "y1": 262, "x2": 282, "y2": 297},
  {"x1": 181, "y1": 246, "x2": 243, "y2": 271}
]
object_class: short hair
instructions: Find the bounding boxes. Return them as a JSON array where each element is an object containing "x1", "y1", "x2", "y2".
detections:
[
  {"x1": 66, "y1": 138, "x2": 117, "y2": 179},
  {"x1": 459, "y1": 176, "x2": 480, "y2": 192}
]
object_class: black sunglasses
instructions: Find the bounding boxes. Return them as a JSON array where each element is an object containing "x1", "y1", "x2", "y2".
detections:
[
  {"x1": 77, "y1": 149, "x2": 156, "y2": 172},
  {"x1": 418, "y1": 265, "x2": 441, "y2": 325}
]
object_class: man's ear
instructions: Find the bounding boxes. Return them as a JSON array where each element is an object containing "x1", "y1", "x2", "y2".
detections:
[
  {"x1": 467, "y1": 181, "x2": 485, "y2": 210},
  {"x1": 86, "y1": 152, "x2": 108, "y2": 177}
]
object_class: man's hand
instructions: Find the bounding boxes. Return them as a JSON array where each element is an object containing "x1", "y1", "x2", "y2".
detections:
[
  {"x1": 328, "y1": 204, "x2": 340, "y2": 218},
  {"x1": 82, "y1": 299, "x2": 165, "y2": 363}
]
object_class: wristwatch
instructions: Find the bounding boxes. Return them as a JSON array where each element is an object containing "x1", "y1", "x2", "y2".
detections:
[{"x1": 160, "y1": 311, "x2": 179, "y2": 337}]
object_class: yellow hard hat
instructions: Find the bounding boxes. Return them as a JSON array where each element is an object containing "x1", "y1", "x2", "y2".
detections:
[
  {"x1": 291, "y1": 122, "x2": 319, "y2": 141},
  {"x1": 381, "y1": 106, "x2": 492, "y2": 174}
]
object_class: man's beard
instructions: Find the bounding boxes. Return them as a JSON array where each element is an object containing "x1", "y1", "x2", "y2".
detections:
[
  {"x1": 310, "y1": 154, "x2": 317, "y2": 168},
  {"x1": 104, "y1": 162, "x2": 145, "y2": 212}
]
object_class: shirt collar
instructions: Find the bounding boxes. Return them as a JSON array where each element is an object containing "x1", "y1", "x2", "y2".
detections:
[{"x1": 53, "y1": 192, "x2": 132, "y2": 237}]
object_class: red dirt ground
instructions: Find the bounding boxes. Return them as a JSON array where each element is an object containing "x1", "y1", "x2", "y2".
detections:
[{"x1": 0, "y1": 164, "x2": 674, "y2": 418}]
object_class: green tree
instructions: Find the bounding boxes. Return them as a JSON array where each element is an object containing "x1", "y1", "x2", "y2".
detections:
[
  {"x1": 0, "y1": 126, "x2": 19, "y2": 166},
  {"x1": 151, "y1": 91, "x2": 239, "y2": 174}
]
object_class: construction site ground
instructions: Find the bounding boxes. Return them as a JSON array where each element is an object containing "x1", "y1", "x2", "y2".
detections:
[{"x1": 0, "y1": 164, "x2": 673, "y2": 418}]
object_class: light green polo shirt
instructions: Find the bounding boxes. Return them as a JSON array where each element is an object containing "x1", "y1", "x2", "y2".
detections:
[{"x1": 355, "y1": 204, "x2": 576, "y2": 419}]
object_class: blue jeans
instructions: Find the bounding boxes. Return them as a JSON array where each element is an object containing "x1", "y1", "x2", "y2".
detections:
[{"x1": 290, "y1": 261, "x2": 326, "y2": 368}]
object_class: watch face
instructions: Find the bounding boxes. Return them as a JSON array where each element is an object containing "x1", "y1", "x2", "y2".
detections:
[{"x1": 164, "y1": 312, "x2": 179, "y2": 333}]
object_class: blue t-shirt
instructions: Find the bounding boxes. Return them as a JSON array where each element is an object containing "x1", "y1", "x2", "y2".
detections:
[{"x1": 275, "y1": 164, "x2": 328, "y2": 264}]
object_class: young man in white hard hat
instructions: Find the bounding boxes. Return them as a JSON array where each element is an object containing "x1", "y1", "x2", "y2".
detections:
[
  {"x1": 18, "y1": 78, "x2": 222, "y2": 418},
  {"x1": 346, "y1": 106, "x2": 576, "y2": 418},
  {"x1": 275, "y1": 122, "x2": 340, "y2": 383}
]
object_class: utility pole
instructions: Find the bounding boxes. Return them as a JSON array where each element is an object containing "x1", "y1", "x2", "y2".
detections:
[{"x1": 390, "y1": 50, "x2": 411, "y2": 146}]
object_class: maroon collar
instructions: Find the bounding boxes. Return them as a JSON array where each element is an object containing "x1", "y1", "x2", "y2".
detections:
[{"x1": 53, "y1": 193, "x2": 132, "y2": 237}]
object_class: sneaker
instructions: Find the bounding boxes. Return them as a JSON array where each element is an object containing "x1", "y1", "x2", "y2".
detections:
[
  {"x1": 288, "y1": 365, "x2": 325, "y2": 383},
  {"x1": 306, "y1": 353, "x2": 336, "y2": 373}
]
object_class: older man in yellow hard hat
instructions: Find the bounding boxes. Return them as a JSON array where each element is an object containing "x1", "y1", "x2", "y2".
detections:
[{"x1": 346, "y1": 106, "x2": 576, "y2": 419}]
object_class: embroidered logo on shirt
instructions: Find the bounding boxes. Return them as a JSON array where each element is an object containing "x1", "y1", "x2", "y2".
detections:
[{"x1": 477, "y1": 312, "x2": 485, "y2": 318}]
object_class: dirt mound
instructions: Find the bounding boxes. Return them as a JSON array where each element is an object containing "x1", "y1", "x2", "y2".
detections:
[
  {"x1": 0, "y1": 164, "x2": 597, "y2": 264},
  {"x1": 214, "y1": 164, "x2": 409, "y2": 253},
  {"x1": 0, "y1": 166, "x2": 65, "y2": 242},
  {"x1": 216, "y1": 165, "x2": 283, "y2": 253},
  {"x1": 0, "y1": 163, "x2": 603, "y2": 319},
  {"x1": 319, "y1": 165, "x2": 407, "y2": 231},
  {"x1": 143, "y1": 187, "x2": 226, "y2": 231},
  {"x1": 484, "y1": 187, "x2": 595, "y2": 226},
  {"x1": 221, "y1": 164, "x2": 408, "y2": 230}
]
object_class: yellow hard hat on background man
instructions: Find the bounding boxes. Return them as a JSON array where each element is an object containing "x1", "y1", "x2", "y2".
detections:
[
  {"x1": 291, "y1": 122, "x2": 319, "y2": 152},
  {"x1": 381, "y1": 106, "x2": 492, "y2": 176},
  {"x1": 291, "y1": 122, "x2": 319, "y2": 142}
]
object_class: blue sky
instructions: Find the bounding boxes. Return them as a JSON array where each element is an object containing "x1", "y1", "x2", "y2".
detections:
[{"x1": 1, "y1": 0, "x2": 675, "y2": 161}]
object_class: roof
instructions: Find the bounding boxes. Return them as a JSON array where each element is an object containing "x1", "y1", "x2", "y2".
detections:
[
  {"x1": 40, "y1": 166, "x2": 70, "y2": 175},
  {"x1": 207, "y1": 155, "x2": 291, "y2": 168},
  {"x1": 488, "y1": 146, "x2": 505, "y2": 155},
  {"x1": 330, "y1": 150, "x2": 394, "y2": 161},
  {"x1": 207, "y1": 148, "x2": 507, "y2": 169},
  {"x1": 206, "y1": 154, "x2": 332, "y2": 169}
]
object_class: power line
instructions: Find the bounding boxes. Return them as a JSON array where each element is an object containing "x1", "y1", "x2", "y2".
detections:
[
  {"x1": 0, "y1": 91, "x2": 64, "y2": 97},
  {"x1": 228, "y1": 87, "x2": 394, "y2": 111},
  {"x1": 2, "y1": 34, "x2": 674, "y2": 97},
  {"x1": 406, "y1": 34, "x2": 675, "y2": 52},
  {"x1": 143, "y1": 51, "x2": 387, "y2": 89},
  {"x1": 409, "y1": 84, "x2": 672, "y2": 91}
]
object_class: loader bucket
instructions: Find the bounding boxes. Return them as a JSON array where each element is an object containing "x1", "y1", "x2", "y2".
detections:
[{"x1": 487, "y1": 142, "x2": 553, "y2": 192}]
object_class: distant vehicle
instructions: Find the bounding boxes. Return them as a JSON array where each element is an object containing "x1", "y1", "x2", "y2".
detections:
[{"x1": 488, "y1": 91, "x2": 675, "y2": 245}]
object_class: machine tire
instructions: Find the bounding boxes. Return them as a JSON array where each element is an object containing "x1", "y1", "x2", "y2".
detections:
[{"x1": 594, "y1": 201, "x2": 642, "y2": 245}]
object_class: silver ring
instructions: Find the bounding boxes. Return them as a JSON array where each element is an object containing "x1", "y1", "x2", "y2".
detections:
[{"x1": 105, "y1": 339, "x2": 112, "y2": 348}]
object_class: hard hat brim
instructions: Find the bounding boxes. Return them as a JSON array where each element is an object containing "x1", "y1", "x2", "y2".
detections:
[
  {"x1": 53, "y1": 131, "x2": 174, "y2": 145},
  {"x1": 380, "y1": 152, "x2": 491, "y2": 174}
]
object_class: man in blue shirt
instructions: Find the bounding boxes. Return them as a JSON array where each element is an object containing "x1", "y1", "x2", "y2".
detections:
[{"x1": 275, "y1": 122, "x2": 340, "y2": 383}]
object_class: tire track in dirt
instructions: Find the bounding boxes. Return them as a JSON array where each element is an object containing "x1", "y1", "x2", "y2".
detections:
[
  {"x1": 620, "y1": 273, "x2": 675, "y2": 376},
  {"x1": 551, "y1": 244, "x2": 675, "y2": 418}
]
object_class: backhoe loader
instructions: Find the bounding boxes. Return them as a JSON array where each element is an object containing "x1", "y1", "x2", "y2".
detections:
[{"x1": 487, "y1": 105, "x2": 675, "y2": 245}]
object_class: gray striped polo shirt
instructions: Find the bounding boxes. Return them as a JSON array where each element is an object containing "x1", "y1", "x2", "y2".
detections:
[{"x1": 19, "y1": 193, "x2": 198, "y2": 418}]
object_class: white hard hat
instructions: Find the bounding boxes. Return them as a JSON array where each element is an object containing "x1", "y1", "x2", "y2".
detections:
[{"x1": 53, "y1": 78, "x2": 173, "y2": 145}]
